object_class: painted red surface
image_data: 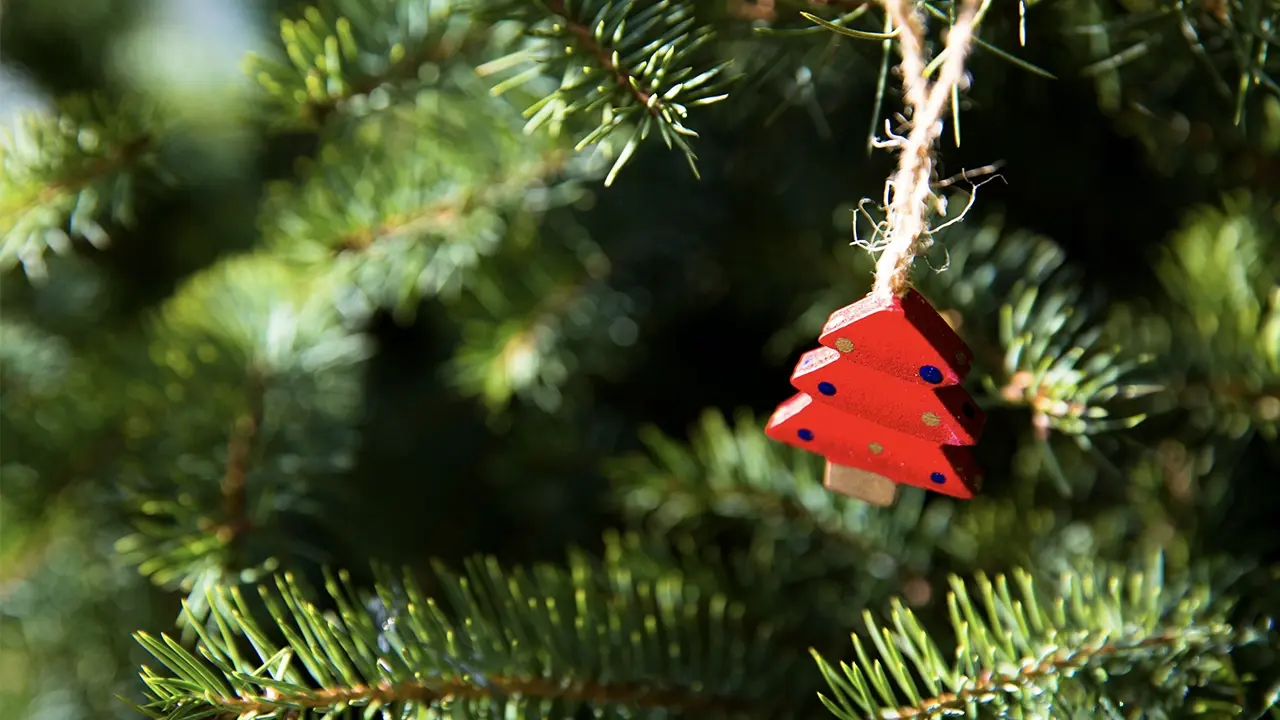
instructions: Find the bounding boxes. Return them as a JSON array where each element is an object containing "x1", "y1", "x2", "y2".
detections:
[
  {"x1": 768, "y1": 289, "x2": 986, "y2": 499},
  {"x1": 766, "y1": 394, "x2": 981, "y2": 498},
  {"x1": 818, "y1": 288, "x2": 974, "y2": 385},
  {"x1": 790, "y1": 347, "x2": 986, "y2": 444}
]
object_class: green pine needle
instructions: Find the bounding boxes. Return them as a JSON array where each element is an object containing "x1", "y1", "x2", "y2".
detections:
[
  {"x1": 1065, "y1": 0, "x2": 1280, "y2": 129},
  {"x1": 607, "y1": 409, "x2": 955, "y2": 616},
  {"x1": 1155, "y1": 192, "x2": 1280, "y2": 438},
  {"x1": 444, "y1": 233, "x2": 632, "y2": 413},
  {"x1": 476, "y1": 0, "x2": 733, "y2": 186},
  {"x1": 260, "y1": 103, "x2": 561, "y2": 317},
  {"x1": 132, "y1": 548, "x2": 788, "y2": 718},
  {"x1": 0, "y1": 94, "x2": 169, "y2": 282},
  {"x1": 813, "y1": 553, "x2": 1273, "y2": 719},
  {"x1": 113, "y1": 254, "x2": 370, "y2": 634},
  {"x1": 243, "y1": 0, "x2": 472, "y2": 129}
]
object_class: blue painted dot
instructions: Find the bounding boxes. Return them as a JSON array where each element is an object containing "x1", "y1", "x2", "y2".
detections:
[
  {"x1": 929, "y1": 472, "x2": 946, "y2": 484},
  {"x1": 798, "y1": 428, "x2": 814, "y2": 441},
  {"x1": 817, "y1": 381, "x2": 837, "y2": 396},
  {"x1": 919, "y1": 365, "x2": 943, "y2": 384}
]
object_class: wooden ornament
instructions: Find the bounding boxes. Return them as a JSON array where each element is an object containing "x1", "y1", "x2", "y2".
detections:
[
  {"x1": 766, "y1": 392, "x2": 982, "y2": 498},
  {"x1": 819, "y1": 288, "x2": 973, "y2": 385},
  {"x1": 790, "y1": 346, "x2": 985, "y2": 444},
  {"x1": 766, "y1": 288, "x2": 985, "y2": 502},
  {"x1": 824, "y1": 461, "x2": 898, "y2": 507}
]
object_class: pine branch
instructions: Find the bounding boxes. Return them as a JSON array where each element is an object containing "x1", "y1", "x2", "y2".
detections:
[
  {"x1": 0, "y1": 95, "x2": 170, "y2": 281},
  {"x1": 113, "y1": 254, "x2": 371, "y2": 630},
  {"x1": 143, "y1": 674, "x2": 730, "y2": 716},
  {"x1": 262, "y1": 104, "x2": 564, "y2": 317},
  {"x1": 477, "y1": 0, "x2": 733, "y2": 185},
  {"x1": 7, "y1": 133, "x2": 153, "y2": 222},
  {"x1": 1062, "y1": 0, "x2": 1279, "y2": 130},
  {"x1": 989, "y1": 277, "x2": 1157, "y2": 440},
  {"x1": 215, "y1": 371, "x2": 266, "y2": 553},
  {"x1": 131, "y1": 547, "x2": 789, "y2": 718},
  {"x1": 0, "y1": 318, "x2": 132, "y2": 516},
  {"x1": 610, "y1": 410, "x2": 917, "y2": 539},
  {"x1": 243, "y1": 0, "x2": 478, "y2": 130},
  {"x1": 448, "y1": 278, "x2": 593, "y2": 411},
  {"x1": 1154, "y1": 192, "x2": 1280, "y2": 438},
  {"x1": 444, "y1": 224, "x2": 646, "y2": 412},
  {"x1": 914, "y1": 217, "x2": 1159, "y2": 492},
  {"x1": 814, "y1": 553, "x2": 1275, "y2": 719},
  {"x1": 608, "y1": 409, "x2": 952, "y2": 614}
]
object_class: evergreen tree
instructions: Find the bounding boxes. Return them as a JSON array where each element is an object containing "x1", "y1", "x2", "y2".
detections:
[{"x1": 3, "y1": 0, "x2": 1280, "y2": 718}]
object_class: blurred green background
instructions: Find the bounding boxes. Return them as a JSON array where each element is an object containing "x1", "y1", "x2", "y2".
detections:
[{"x1": 3, "y1": 0, "x2": 1279, "y2": 717}]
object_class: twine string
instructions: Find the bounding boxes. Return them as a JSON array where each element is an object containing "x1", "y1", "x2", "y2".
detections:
[{"x1": 870, "y1": 0, "x2": 982, "y2": 303}]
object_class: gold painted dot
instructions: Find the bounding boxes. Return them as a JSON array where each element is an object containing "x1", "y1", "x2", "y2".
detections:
[
  {"x1": 834, "y1": 337, "x2": 854, "y2": 353},
  {"x1": 868, "y1": 442, "x2": 884, "y2": 455},
  {"x1": 921, "y1": 412, "x2": 941, "y2": 427}
]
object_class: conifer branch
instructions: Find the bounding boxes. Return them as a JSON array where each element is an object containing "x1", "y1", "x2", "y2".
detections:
[
  {"x1": 114, "y1": 255, "x2": 370, "y2": 628},
  {"x1": 607, "y1": 409, "x2": 943, "y2": 613},
  {"x1": 324, "y1": 149, "x2": 565, "y2": 256},
  {"x1": 813, "y1": 553, "x2": 1273, "y2": 720},
  {"x1": 333, "y1": 196, "x2": 470, "y2": 253},
  {"x1": 215, "y1": 372, "x2": 266, "y2": 550},
  {"x1": 131, "y1": 550, "x2": 787, "y2": 719},
  {"x1": 245, "y1": 0, "x2": 475, "y2": 130},
  {"x1": 927, "y1": 223, "x2": 1158, "y2": 456},
  {"x1": 262, "y1": 106, "x2": 562, "y2": 313},
  {"x1": 610, "y1": 410, "x2": 915, "y2": 542},
  {"x1": 478, "y1": 0, "x2": 733, "y2": 185},
  {"x1": 2, "y1": 134, "x2": 153, "y2": 223},
  {"x1": 303, "y1": 41, "x2": 456, "y2": 128},
  {"x1": 880, "y1": 629, "x2": 1222, "y2": 718},
  {"x1": 546, "y1": 0, "x2": 656, "y2": 110},
  {"x1": 0, "y1": 95, "x2": 167, "y2": 280},
  {"x1": 449, "y1": 276, "x2": 595, "y2": 411},
  {"x1": 141, "y1": 670, "x2": 739, "y2": 717}
]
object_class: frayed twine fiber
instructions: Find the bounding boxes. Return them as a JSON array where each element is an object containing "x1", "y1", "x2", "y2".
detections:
[{"x1": 871, "y1": 0, "x2": 981, "y2": 303}]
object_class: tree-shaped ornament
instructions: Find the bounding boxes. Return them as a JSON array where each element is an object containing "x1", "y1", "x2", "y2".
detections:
[
  {"x1": 763, "y1": 0, "x2": 988, "y2": 506},
  {"x1": 767, "y1": 288, "x2": 986, "y2": 505}
]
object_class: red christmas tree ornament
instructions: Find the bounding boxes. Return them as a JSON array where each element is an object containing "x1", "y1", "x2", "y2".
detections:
[
  {"x1": 771, "y1": 0, "x2": 991, "y2": 505},
  {"x1": 766, "y1": 288, "x2": 985, "y2": 505}
]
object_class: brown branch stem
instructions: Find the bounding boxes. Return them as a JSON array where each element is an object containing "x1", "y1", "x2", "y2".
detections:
[
  {"x1": 333, "y1": 151, "x2": 567, "y2": 253},
  {"x1": 212, "y1": 674, "x2": 742, "y2": 718},
  {"x1": 216, "y1": 371, "x2": 266, "y2": 549},
  {"x1": 0, "y1": 134, "x2": 153, "y2": 230},
  {"x1": 543, "y1": 0, "x2": 660, "y2": 115},
  {"x1": 336, "y1": 196, "x2": 471, "y2": 252},
  {"x1": 888, "y1": 628, "x2": 1225, "y2": 718}
]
